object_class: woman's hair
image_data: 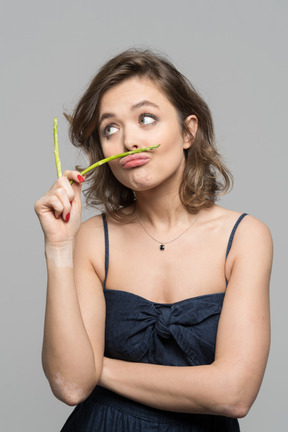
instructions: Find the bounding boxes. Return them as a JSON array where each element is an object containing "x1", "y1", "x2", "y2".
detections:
[{"x1": 68, "y1": 48, "x2": 233, "y2": 220}]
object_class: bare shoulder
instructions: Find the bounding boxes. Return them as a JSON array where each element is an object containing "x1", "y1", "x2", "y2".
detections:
[
  {"x1": 76, "y1": 214, "x2": 104, "y2": 245},
  {"x1": 214, "y1": 206, "x2": 272, "y2": 246},
  {"x1": 222, "y1": 209, "x2": 273, "y2": 282},
  {"x1": 228, "y1": 212, "x2": 273, "y2": 254},
  {"x1": 74, "y1": 214, "x2": 106, "y2": 279}
]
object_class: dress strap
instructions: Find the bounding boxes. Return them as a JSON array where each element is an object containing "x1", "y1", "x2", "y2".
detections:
[
  {"x1": 225, "y1": 213, "x2": 248, "y2": 260},
  {"x1": 101, "y1": 213, "x2": 109, "y2": 290}
]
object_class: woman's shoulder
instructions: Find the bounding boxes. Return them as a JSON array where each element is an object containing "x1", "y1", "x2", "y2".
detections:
[
  {"x1": 213, "y1": 205, "x2": 271, "y2": 234},
  {"x1": 214, "y1": 206, "x2": 273, "y2": 260},
  {"x1": 75, "y1": 214, "x2": 105, "y2": 253},
  {"x1": 74, "y1": 214, "x2": 107, "y2": 279},
  {"x1": 80, "y1": 213, "x2": 104, "y2": 233}
]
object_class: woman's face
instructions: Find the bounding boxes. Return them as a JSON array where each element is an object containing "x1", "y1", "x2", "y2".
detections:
[{"x1": 98, "y1": 77, "x2": 197, "y2": 192}]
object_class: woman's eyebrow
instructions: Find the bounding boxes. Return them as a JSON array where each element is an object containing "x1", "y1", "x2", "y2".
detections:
[
  {"x1": 99, "y1": 112, "x2": 115, "y2": 126},
  {"x1": 99, "y1": 100, "x2": 160, "y2": 126},
  {"x1": 131, "y1": 100, "x2": 160, "y2": 111}
]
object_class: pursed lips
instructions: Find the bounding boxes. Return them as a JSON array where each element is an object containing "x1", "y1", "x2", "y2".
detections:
[{"x1": 120, "y1": 153, "x2": 151, "y2": 169}]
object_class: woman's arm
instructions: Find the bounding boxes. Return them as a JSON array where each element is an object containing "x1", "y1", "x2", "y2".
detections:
[
  {"x1": 35, "y1": 172, "x2": 105, "y2": 406},
  {"x1": 100, "y1": 216, "x2": 273, "y2": 418}
]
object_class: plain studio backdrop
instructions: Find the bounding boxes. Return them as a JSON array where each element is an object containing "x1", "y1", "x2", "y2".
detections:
[{"x1": 1, "y1": 0, "x2": 287, "y2": 430}]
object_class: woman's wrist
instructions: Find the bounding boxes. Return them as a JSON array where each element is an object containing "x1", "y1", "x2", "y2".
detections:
[{"x1": 45, "y1": 241, "x2": 75, "y2": 268}]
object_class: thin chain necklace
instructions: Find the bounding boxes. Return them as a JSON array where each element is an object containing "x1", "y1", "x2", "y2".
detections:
[{"x1": 136, "y1": 213, "x2": 199, "y2": 251}]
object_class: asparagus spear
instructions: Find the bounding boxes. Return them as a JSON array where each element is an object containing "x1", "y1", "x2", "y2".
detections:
[
  {"x1": 53, "y1": 117, "x2": 62, "y2": 178},
  {"x1": 80, "y1": 145, "x2": 159, "y2": 174},
  {"x1": 69, "y1": 145, "x2": 160, "y2": 184},
  {"x1": 52, "y1": 116, "x2": 160, "y2": 183}
]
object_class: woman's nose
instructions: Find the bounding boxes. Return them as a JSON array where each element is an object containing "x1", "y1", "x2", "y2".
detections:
[{"x1": 123, "y1": 126, "x2": 142, "y2": 151}]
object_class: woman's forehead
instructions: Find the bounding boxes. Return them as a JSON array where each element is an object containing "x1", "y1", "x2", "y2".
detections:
[{"x1": 99, "y1": 77, "x2": 171, "y2": 115}]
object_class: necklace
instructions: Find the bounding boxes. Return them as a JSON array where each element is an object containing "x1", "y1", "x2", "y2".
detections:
[{"x1": 136, "y1": 213, "x2": 198, "y2": 251}]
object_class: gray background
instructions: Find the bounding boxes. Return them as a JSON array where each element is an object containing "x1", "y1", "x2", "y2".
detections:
[{"x1": 1, "y1": 0, "x2": 287, "y2": 430}]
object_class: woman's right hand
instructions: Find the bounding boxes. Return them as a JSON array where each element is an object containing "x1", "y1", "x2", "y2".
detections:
[{"x1": 34, "y1": 171, "x2": 85, "y2": 247}]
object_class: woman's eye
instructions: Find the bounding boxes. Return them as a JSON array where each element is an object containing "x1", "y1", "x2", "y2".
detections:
[
  {"x1": 139, "y1": 114, "x2": 157, "y2": 126},
  {"x1": 103, "y1": 125, "x2": 118, "y2": 138}
]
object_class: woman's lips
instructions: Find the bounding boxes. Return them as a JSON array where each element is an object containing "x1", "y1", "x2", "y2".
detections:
[{"x1": 120, "y1": 153, "x2": 150, "y2": 169}]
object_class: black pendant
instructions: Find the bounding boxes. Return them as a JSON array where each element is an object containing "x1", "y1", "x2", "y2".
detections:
[{"x1": 160, "y1": 244, "x2": 165, "y2": 251}]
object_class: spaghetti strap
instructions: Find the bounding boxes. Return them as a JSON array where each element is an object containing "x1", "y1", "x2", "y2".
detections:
[
  {"x1": 102, "y1": 213, "x2": 109, "y2": 290},
  {"x1": 225, "y1": 213, "x2": 248, "y2": 260}
]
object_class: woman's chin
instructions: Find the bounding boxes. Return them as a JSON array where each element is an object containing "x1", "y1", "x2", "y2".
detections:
[{"x1": 121, "y1": 172, "x2": 155, "y2": 192}]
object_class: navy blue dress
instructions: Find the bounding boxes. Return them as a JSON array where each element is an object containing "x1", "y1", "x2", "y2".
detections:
[{"x1": 61, "y1": 213, "x2": 247, "y2": 431}]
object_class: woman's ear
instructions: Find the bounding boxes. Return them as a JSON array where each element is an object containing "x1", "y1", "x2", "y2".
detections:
[{"x1": 183, "y1": 115, "x2": 198, "y2": 149}]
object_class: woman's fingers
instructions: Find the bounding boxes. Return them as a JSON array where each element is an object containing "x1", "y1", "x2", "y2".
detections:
[
  {"x1": 35, "y1": 171, "x2": 84, "y2": 220},
  {"x1": 50, "y1": 195, "x2": 65, "y2": 219},
  {"x1": 34, "y1": 171, "x2": 85, "y2": 245},
  {"x1": 53, "y1": 182, "x2": 73, "y2": 221},
  {"x1": 52, "y1": 171, "x2": 84, "y2": 220},
  {"x1": 63, "y1": 170, "x2": 85, "y2": 185}
]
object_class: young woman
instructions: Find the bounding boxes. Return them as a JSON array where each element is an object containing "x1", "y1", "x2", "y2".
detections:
[{"x1": 35, "y1": 49, "x2": 273, "y2": 431}]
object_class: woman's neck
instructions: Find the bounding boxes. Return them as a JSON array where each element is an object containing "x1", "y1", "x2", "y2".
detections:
[
  {"x1": 135, "y1": 189, "x2": 193, "y2": 229},
  {"x1": 133, "y1": 158, "x2": 196, "y2": 228}
]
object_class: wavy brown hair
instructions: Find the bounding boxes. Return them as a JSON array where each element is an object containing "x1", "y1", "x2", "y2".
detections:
[{"x1": 68, "y1": 48, "x2": 233, "y2": 219}]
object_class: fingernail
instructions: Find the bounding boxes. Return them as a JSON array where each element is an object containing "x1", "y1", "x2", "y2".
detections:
[
  {"x1": 65, "y1": 213, "x2": 70, "y2": 222},
  {"x1": 77, "y1": 175, "x2": 84, "y2": 182}
]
